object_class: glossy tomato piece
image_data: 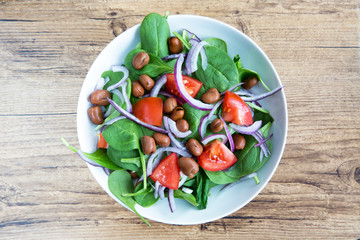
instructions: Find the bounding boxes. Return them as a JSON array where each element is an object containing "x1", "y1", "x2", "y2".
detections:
[
  {"x1": 198, "y1": 140, "x2": 237, "y2": 171},
  {"x1": 133, "y1": 97, "x2": 163, "y2": 126},
  {"x1": 222, "y1": 91, "x2": 253, "y2": 126},
  {"x1": 150, "y1": 153, "x2": 180, "y2": 190},
  {"x1": 166, "y1": 73, "x2": 203, "y2": 98},
  {"x1": 97, "y1": 133, "x2": 108, "y2": 149}
]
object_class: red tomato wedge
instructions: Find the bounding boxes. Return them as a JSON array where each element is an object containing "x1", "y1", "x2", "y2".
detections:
[
  {"x1": 222, "y1": 91, "x2": 253, "y2": 126},
  {"x1": 150, "y1": 153, "x2": 180, "y2": 190},
  {"x1": 198, "y1": 140, "x2": 238, "y2": 171},
  {"x1": 97, "y1": 133, "x2": 108, "y2": 149},
  {"x1": 166, "y1": 73, "x2": 203, "y2": 98},
  {"x1": 132, "y1": 97, "x2": 163, "y2": 126}
]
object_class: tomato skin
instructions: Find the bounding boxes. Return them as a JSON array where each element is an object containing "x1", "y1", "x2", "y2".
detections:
[
  {"x1": 150, "y1": 153, "x2": 180, "y2": 190},
  {"x1": 166, "y1": 73, "x2": 203, "y2": 98},
  {"x1": 222, "y1": 91, "x2": 253, "y2": 126},
  {"x1": 132, "y1": 97, "x2": 163, "y2": 126},
  {"x1": 97, "y1": 133, "x2": 108, "y2": 149},
  {"x1": 198, "y1": 140, "x2": 237, "y2": 171}
]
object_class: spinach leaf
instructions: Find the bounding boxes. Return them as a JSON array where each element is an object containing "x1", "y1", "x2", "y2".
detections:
[
  {"x1": 204, "y1": 38, "x2": 227, "y2": 53},
  {"x1": 108, "y1": 170, "x2": 150, "y2": 226},
  {"x1": 134, "y1": 181, "x2": 158, "y2": 207},
  {"x1": 102, "y1": 119, "x2": 140, "y2": 152},
  {"x1": 82, "y1": 148, "x2": 122, "y2": 170},
  {"x1": 225, "y1": 122, "x2": 272, "y2": 179},
  {"x1": 102, "y1": 70, "x2": 124, "y2": 89},
  {"x1": 195, "y1": 46, "x2": 239, "y2": 92},
  {"x1": 174, "y1": 190, "x2": 199, "y2": 207},
  {"x1": 205, "y1": 169, "x2": 239, "y2": 185},
  {"x1": 182, "y1": 103, "x2": 209, "y2": 141},
  {"x1": 253, "y1": 109, "x2": 274, "y2": 126},
  {"x1": 124, "y1": 49, "x2": 173, "y2": 80},
  {"x1": 140, "y1": 13, "x2": 170, "y2": 58},
  {"x1": 195, "y1": 169, "x2": 212, "y2": 210},
  {"x1": 107, "y1": 147, "x2": 141, "y2": 172}
]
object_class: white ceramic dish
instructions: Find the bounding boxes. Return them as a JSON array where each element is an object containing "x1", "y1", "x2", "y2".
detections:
[{"x1": 77, "y1": 14, "x2": 287, "y2": 225}]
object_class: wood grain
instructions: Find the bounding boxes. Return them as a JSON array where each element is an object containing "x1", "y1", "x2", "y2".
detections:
[{"x1": 1, "y1": 0, "x2": 359, "y2": 239}]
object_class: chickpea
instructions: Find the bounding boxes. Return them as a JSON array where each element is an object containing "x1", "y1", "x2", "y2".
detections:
[
  {"x1": 132, "y1": 51, "x2": 150, "y2": 70},
  {"x1": 88, "y1": 106, "x2": 104, "y2": 125},
  {"x1": 168, "y1": 37, "x2": 183, "y2": 54},
  {"x1": 201, "y1": 88, "x2": 220, "y2": 104},
  {"x1": 139, "y1": 74, "x2": 155, "y2": 91},
  {"x1": 132, "y1": 81, "x2": 145, "y2": 97},
  {"x1": 178, "y1": 157, "x2": 199, "y2": 178}
]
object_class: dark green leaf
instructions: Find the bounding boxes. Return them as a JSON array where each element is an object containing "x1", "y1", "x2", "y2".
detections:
[
  {"x1": 107, "y1": 147, "x2": 141, "y2": 172},
  {"x1": 195, "y1": 170, "x2": 211, "y2": 210},
  {"x1": 134, "y1": 181, "x2": 158, "y2": 207},
  {"x1": 174, "y1": 190, "x2": 199, "y2": 207},
  {"x1": 182, "y1": 103, "x2": 210, "y2": 141},
  {"x1": 204, "y1": 38, "x2": 227, "y2": 53},
  {"x1": 82, "y1": 148, "x2": 122, "y2": 170}
]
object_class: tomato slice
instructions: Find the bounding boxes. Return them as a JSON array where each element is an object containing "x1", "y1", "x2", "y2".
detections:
[
  {"x1": 165, "y1": 73, "x2": 203, "y2": 98},
  {"x1": 198, "y1": 140, "x2": 237, "y2": 171},
  {"x1": 97, "y1": 133, "x2": 108, "y2": 149},
  {"x1": 222, "y1": 91, "x2": 253, "y2": 126},
  {"x1": 132, "y1": 97, "x2": 163, "y2": 126},
  {"x1": 150, "y1": 153, "x2": 180, "y2": 190}
]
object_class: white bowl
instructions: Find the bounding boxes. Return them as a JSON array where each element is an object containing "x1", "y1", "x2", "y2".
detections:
[{"x1": 77, "y1": 14, "x2": 288, "y2": 225}]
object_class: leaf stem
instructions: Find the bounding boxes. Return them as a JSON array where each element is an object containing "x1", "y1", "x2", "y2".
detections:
[
  {"x1": 61, "y1": 137, "x2": 78, "y2": 153},
  {"x1": 139, "y1": 151, "x2": 147, "y2": 190},
  {"x1": 173, "y1": 31, "x2": 191, "y2": 50},
  {"x1": 254, "y1": 175, "x2": 260, "y2": 185}
]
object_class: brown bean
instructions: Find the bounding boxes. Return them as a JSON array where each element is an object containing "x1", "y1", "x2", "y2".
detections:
[
  {"x1": 163, "y1": 97, "x2": 177, "y2": 114},
  {"x1": 178, "y1": 157, "x2": 199, "y2": 178},
  {"x1": 88, "y1": 106, "x2": 104, "y2": 125},
  {"x1": 168, "y1": 37, "x2": 183, "y2": 54},
  {"x1": 243, "y1": 76, "x2": 258, "y2": 90},
  {"x1": 132, "y1": 51, "x2": 150, "y2": 70},
  {"x1": 129, "y1": 171, "x2": 139, "y2": 179},
  {"x1": 139, "y1": 74, "x2": 155, "y2": 91},
  {"x1": 153, "y1": 133, "x2": 171, "y2": 147},
  {"x1": 201, "y1": 88, "x2": 220, "y2": 104},
  {"x1": 210, "y1": 118, "x2": 224, "y2": 133},
  {"x1": 233, "y1": 134, "x2": 246, "y2": 150},
  {"x1": 176, "y1": 119, "x2": 189, "y2": 132},
  {"x1": 140, "y1": 136, "x2": 156, "y2": 155},
  {"x1": 186, "y1": 138, "x2": 203, "y2": 157},
  {"x1": 88, "y1": 89, "x2": 111, "y2": 106},
  {"x1": 132, "y1": 81, "x2": 145, "y2": 97},
  {"x1": 170, "y1": 106, "x2": 184, "y2": 121}
]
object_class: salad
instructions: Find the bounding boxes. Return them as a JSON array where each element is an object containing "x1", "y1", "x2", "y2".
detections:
[{"x1": 63, "y1": 12, "x2": 283, "y2": 226}]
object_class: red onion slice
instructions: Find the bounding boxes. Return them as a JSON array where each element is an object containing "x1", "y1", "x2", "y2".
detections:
[
  {"x1": 241, "y1": 85, "x2": 284, "y2": 102},
  {"x1": 163, "y1": 116, "x2": 186, "y2": 149},
  {"x1": 154, "y1": 181, "x2": 160, "y2": 199},
  {"x1": 150, "y1": 74, "x2": 167, "y2": 97},
  {"x1": 101, "y1": 116, "x2": 126, "y2": 127},
  {"x1": 221, "y1": 172, "x2": 258, "y2": 191},
  {"x1": 229, "y1": 120, "x2": 262, "y2": 135},
  {"x1": 251, "y1": 131, "x2": 270, "y2": 158},
  {"x1": 220, "y1": 83, "x2": 244, "y2": 96},
  {"x1": 107, "y1": 97, "x2": 168, "y2": 134},
  {"x1": 207, "y1": 98, "x2": 224, "y2": 120},
  {"x1": 161, "y1": 53, "x2": 186, "y2": 61},
  {"x1": 158, "y1": 186, "x2": 165, "y2": 200},
  {"x1": 178, "y1": 171, "x2": 188, "y2": 188},
  {"x1": 185, "y1": 29, "x2": 201, "y2": 41},
  {"x1": 102, "y1": 167, "x2": 110, "y2": 176},
  {"x1": 77, "y1": 150, "x2": 103, "y2": 168},
  {"x1": 168, "y1": 189, "x2": 176, "y2": 213},
  {"x1": 185, "y1": 41, "x2": 209, "y2": 74},
  {"x1": 181, "y1": 187, "x2": 193, "y2": 194},
  {"x1": 95, "y1": 77, "x2": 105, "y2": 90},
  {"x1": 165, "y1": 116, "x2": 192, "y2": 138},
  {"x1": 106, "y1": 66, "x2": 129, "y2": 92},
  {"x1": 174, "y1": 55, "x2": 214, "y2": 111},
  {"x1": 120, "y1": 82, "x2": 132, "y2": 113},
  {"x1": 219, "y1": 115, "x2": 235, "y2": 152},
  {"x1": 201, "y1": 134, "x2": 228, "y2": 145},
  {"x1": 199, "y1": 114, "x2": 217, "y2": 139},
  {"x1": 233, "y1": 89, "x2": 255, "y2": 97},
  {"x1": 254, "y1": 133, "x2": 273, "y2": 148}
]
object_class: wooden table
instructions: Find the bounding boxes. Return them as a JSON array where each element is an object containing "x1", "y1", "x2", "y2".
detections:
[{"x1": 1, "y1": 0, "x2": 359, "y2": 239}]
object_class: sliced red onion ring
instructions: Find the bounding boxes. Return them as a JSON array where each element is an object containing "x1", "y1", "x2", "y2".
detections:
[
  {"x1": 158, "y1": 186, "x2": 165, "y2": 200},
  {"x1": 259, "y1": 150, "x2": 264, "y2": 163},
  {"x1": 221, "y1": 172, "x2": 258, "y2": 191},
  {"x1": 251, "y1": 131, "x2": 270, "y2": 158},
  {"x1": 168, "y1": 189, "x2": 176, "y2": 213},
  {"x1": 233, "y1": 89, "x2": 255, "y2": 97},
  {"x1": 254, "y1": 133, "x2": 273, "y2": 148},
  {"x1": 199, "y1": 114, "x2": 217, "y2": 139},
  {"x1": 107, "y1": 97, "x2": 168, "y2": 134},
  {"x1": 185, "y1": 29, "x2": 201, "y2": 41},
  {"x1": 247, "y1": 103, "x2": 254, "y2": 118},
  {"x1": 201, "y1": 134, "x2": 228, "y2": 145},
  {"x1": 241, "y1": 85, "x2": 284, "y2": 102},
  {"x1": 102, "y1": 167, "x2": 110, "y2": 176},
  {"x1": 103, "y1": 104, "x2": 113, "y2": 118},
  {"x1": 174, "y1": 55, "x2": 214, "y2": 111},
  {"x1": 146, "y1": 147, "x2": 191, "y2": 176},
  {"x1": 161, "y1": 53, "x2": 186, "y2": 61},
  {"x1": 219, "y1": 115, "x2": 235, "y2": 152},
  {"x1": 101, "y1": 116, "x2": 126, "y2": 127},
  {"x1": 106, "y1": 66, "x2": 129, "y2": 92},
  {"x1": 165, "y1": 116, "x2": 192, "y2": 138},
  {"x1": 185, "y1": 41, "x2": 209, "y2": 74},
  {"x1": 207, "y1": 98, "x2": 224, "y2": 120},
  {"x1": 95, "y1": 77, "x2": 105, "y2": 90},
  {"x1": 119, "y1": 82, "x2": 132, "y2": 113},
  {"x1": 181, "y1": 187, "x2": 193, "y2": 194},
  {"x1": 163, "y1": 117, "x2": 186, "y2": 149},
  {"x1": 229, "y1": 120, "x2": 262, "y2": 135},
  {"x1": 77, "y1": 151, "x2": 103, "y2": 168},
  {"x1": 220, "y1": 83, "x2": 244, "y2": 96},
  {"x1": 154, "y1": 181, "x2": 160, "y2": 199},
  {"x1": 178, "y1": 171, "x2": 188, "y2": 188},
  {"x1": 146, "y1": 151, "x2": 164, "y2": 177},
  {"x1": 150, "y1": 74, "x2": 167, "y2": 97},
  {"x1": 158, "y1": 90, "x2": 186, "y2": 105}
]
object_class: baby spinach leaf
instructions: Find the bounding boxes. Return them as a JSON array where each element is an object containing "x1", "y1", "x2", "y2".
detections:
[
  {"x1": 253, "y1": 109, "x2": 273, "y2": 126},
  {"x1": 174, "y1": 190, "x2": 199, "y2": 207},
  {"x1": 107, "y1": 147, "x2": 141, "y2": 172},
  {"x1": 182, "y1": 103, "x2": 210, "y2": 141},
  {"x1": 102, "y1": 70, "x2": 124, "y2": 89},
  {"x1": 204, "y1": 38, "x2": 227, "y2": 53},
  {"x1": 140, "y1": 13, "x2": 170, "y2": 58},
  {"x1": 124, "y1": 49, "x2": 173, "y2": 80},
  {"x1": 82, "y1": 148, "x2": 122, "y2": 170},
  {"x1": 134, "y1": 181, "x2": 158, "y2": 207},
  {"x1": 205, "y1": 169, "x2": 239, "y2": 185},
  {"x1": 108, "y1": 170, "x2": 150, "y2": 226},
  {"x1": 102, "y1": 119, "x2": 140, "y2": 152},
  {"x1": 195, "y1": 46, "x2": 239, "y2": 92},
  {"x1": 195, "y1": 170, "x2": 211, "y2": 210}
]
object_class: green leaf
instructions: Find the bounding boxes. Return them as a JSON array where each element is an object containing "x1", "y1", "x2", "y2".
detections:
[
  {"x1": 182, "y1": 103, "x2": 210, "y2": 141},
  {"x1": 204, "y1": 38, "x2": 228, "y2": 53},
  {"x1": 174, "y1": 190, "x2": 199, "y2": 207},
  {"x1": 108, "y1": 170, "x2": 150, "y2": 226},
  {"x1": 101, "y1": 70, "x2": 124, "y2": 90},
  {"x1": 205, "y1": 169, "x2": 239, "y2": 185},
  {"x1": 195, "y1": 170, "x2": 212, "y2": 210},
  {"x1": 140, "y1": 13, "x2": 170, "y2": 58},
  {"x1": 107, "y1": 147, "x2": 141, "y2": 172},
  {"x1": 134, "y1": 181, "x2": 158, "y2": 207},
  {"x1": 82, "y1": 148, "x2": 122, "y2": 170},
  {"x1": 195, "y1": 46, "x2": 239, "y2": 92}
]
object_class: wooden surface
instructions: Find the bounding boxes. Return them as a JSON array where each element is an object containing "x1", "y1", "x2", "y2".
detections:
[{"x1": 1, "y1": 0, "x2": 360, "y2": 239}]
